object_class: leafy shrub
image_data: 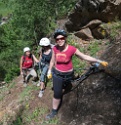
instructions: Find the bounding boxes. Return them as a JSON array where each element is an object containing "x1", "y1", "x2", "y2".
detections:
[
  {"x1": 0, "y1": 0, "x2": 77, "y2": 82},
  {"x1": 4, "y1": 65, "x2": 19, "y2": 82}
]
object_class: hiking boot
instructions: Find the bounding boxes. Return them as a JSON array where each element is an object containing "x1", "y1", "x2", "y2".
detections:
[
  {"x1": 46, "y1": 110, "x2": 57, "y2": 120},
  {"x1": 37, "y1": 81, "x2": 41, "y2": 87},
  {"x1": 38, "y1": 90, "x2": 44, "y2": 98}
]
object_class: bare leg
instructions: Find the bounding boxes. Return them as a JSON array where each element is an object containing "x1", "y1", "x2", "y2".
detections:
[
  {"x1": 40, "y1": 81, "x2": 45, "y2": 90},
  {"x1": 38, "y1": 82, "x2": 45, "y2": 98},
  {"x1": 52, "y1": 98, "x2": 61, "y2": 110},
  {"x1": 46, "y1": 97, "x2": 59, "y2": 119}
]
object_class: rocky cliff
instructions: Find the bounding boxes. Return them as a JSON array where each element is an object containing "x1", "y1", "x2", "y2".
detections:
[
  {"x1": 65, "y1": 0, "x2": 121, "y2": 40},
  {"x1": 59, "y1": 31, "x2": 121, "y2": 125}
]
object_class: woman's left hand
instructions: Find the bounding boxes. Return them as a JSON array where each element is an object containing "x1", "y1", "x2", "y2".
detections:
[
  {"x1": 97, "y1": 60, "x2": 108, "y2": 67},
  {"x1": 100, "y1": 61, "x2": 108, "y2": 67}
]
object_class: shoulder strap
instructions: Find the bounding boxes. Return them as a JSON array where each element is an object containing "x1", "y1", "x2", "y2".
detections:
[{"x1": 22, "y1": 55, "x2": 26, "y2": 65}]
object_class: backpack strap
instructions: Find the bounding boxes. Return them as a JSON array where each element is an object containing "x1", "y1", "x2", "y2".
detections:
[{"x1": 22, "y1": 55, "x2": 26, "y2": 65}]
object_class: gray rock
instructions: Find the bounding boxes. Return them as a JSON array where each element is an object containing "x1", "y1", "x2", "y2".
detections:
[
  {"x1": 74, "y1": 28, "x2": 93, "y2": 40},
  {"x1": 92, "y1": 25, "x2": 108, "y2": 39},
  {"x1": 65, "y1": 0, "x2": 121, "y2": 32},
  {"x1": 81, "y1": 19, "x2": 102, "y2": 29}
]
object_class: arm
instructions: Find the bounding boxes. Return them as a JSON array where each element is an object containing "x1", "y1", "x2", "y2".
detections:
[
  {"x1": 33, "y1": 55, "x2": 39, "y2": 63},
  {"x1": 20, "y1": 57, "x2": 23, "y2": 74},
  {"x1": 47, "y1": 50, "x2": 55, "y2": 79},
  {"x1": 75, "y1": 49, "x2": 108, "y2": 66},
  {"x1": 75, "y1": 49, "x2": 99, "y2": 63},
  {"x1": 48, "y1": 50, "x2": 55, "y2": 71},
  {"x1": 38, "y1": 53, "x2": 42, "y2": 62}
]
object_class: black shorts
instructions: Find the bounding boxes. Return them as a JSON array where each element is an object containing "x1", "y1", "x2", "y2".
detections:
[{"x1": 52, "y1": 69, "x2": 74, "y2": 99}]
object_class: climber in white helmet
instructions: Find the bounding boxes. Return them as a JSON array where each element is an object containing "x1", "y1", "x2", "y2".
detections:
[
  {"x1": 20, "y1": 47, "x2": 39, "y2": 87},
  {"x1": 37, "y1": 38, "x2": 52, "y2": 98}
]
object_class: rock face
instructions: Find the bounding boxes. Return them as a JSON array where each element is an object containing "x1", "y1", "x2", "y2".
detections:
[
  {"x1": 74, "y1": 28, "x2": 94, "y2": 40},
  {"x1": 65, "y1": 0, "x2": 121, "y2": 40},
  {"x1": 59, "y1": 35, "x2": 121, "y2": 125},
  {"x1": 102, "y1": 34, "x2": 121, "y2": 79}
]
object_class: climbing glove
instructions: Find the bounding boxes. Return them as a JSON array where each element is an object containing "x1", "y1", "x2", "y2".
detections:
[
  {"x1": 97, "y1": 60, "x2": 108, "y2": 67},
  {"x1": 47, "y1": 70, "x2": 52, "y2": 79},
  {"x1": 100, "y1": 61, "x2": 108, "y2": 67}
]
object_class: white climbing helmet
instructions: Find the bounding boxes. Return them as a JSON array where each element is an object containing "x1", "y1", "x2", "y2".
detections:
[
  {"x1": 23, "y1": 47, "x2": 30, "y2": 52},
  {"x1": 39, "y1": 38, "x2": 50, "y2": 46}
]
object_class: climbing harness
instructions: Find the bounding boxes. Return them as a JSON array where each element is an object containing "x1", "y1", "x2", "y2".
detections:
[
  {"x1": 63, "y1": 64, "x2": 104, "y2": 94},
  {"x1": 64, "y1": 63, "x2": 120, "y2": 95}
]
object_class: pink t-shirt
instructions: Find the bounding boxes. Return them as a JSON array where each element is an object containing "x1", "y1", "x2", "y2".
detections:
[{"x1": 53, "y1": 45, "x2": 77, "y2": 71}]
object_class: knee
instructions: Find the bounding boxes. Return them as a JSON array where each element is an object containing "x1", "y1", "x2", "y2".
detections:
[
  {"x1": 40, "y1": 75, "x2": 45, "y2": 82},
  {"x1": 33, "y1": 74, "x2": 37, "y2": 77},
  {"x1": 32, "y1": 72, "x2": 37, "y2": 77},
  {"x1": 54, "y1": 91, "x2": 62, "y2": 99}
]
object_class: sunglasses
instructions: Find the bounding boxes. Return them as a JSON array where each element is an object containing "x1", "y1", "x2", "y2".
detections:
[{"x1": 56, "y1": 37, "x2": 65, "y2": 41}]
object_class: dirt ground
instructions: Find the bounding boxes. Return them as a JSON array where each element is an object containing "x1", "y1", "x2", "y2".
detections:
[{"x1": 0, "y1": 75, "x2": 57, "y2": 125}]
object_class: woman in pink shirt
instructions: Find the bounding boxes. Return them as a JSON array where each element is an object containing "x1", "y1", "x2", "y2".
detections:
[{"x1": 46, "y1": 29, "x2": 108, "y2": 119}]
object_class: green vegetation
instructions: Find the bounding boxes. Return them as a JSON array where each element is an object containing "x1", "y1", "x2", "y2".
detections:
[
  {"x1": 68, "y1": 35, "x2": 102, "y2": 74},
  {"x1": 0, "y1": 78, "x2": 57, "y2": 124},
  {"x1": 0, "y1": 82, "x2": 16, "y2": 101},
  {"x1": 0, "y1": 1, "x2": 13, "y2": 16},
  {"x1": 0, "y1": 0, "x2": 77, "y2": 82},
  {"x1": 0, "y1": 86, "x2": 8, "y2": 101},
  {"x1": 103, "y1": 20, "x2": 121, "y2": 39},
  {"x1": 23, "y1": 107, "x2": 47, "y2": 122},
  {"x1": 110, "y1": 21, "x2": 121, "y2": 39},
  {"x1": 87, "y1": 41, "x2": 101, "y2": 56},
  {"x1": 19, "y1": 85, "x2": 39, "y2": 102},
  {"x1": 1, "y1": 1, "x2": 121, "y2": 125},
  {"x1": 12, "y1": 117, "x2": 23, "y2": 125},
  {"x1": 0, "y1": 0, "x2": 121, "y2": 83}
]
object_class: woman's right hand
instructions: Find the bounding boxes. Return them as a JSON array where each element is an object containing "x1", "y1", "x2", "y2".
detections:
[
  {"x1": 21, "y1": 71, "x2": 23, "y2": 75},
  {"x1": 47, "y1": 70, "x2": 52, "y2": 79}
]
